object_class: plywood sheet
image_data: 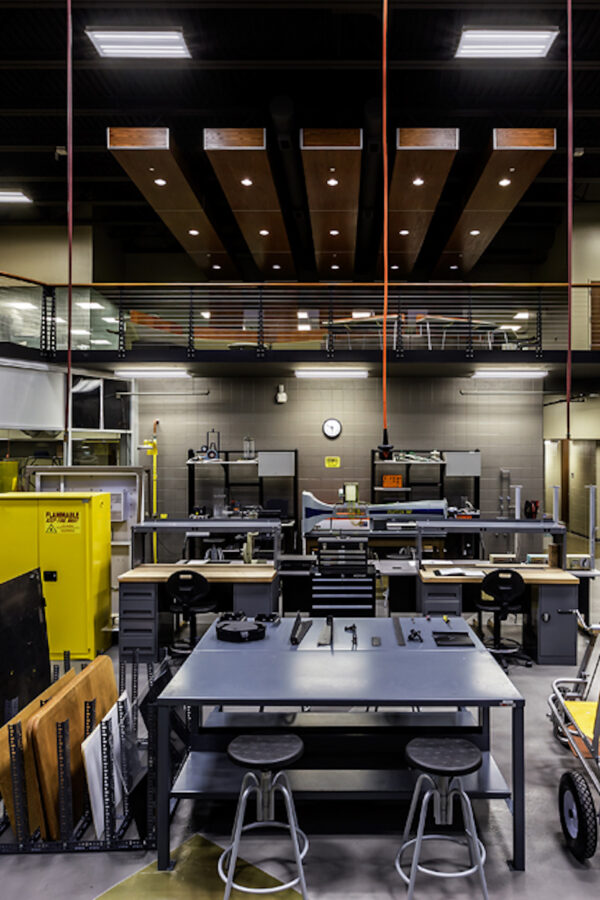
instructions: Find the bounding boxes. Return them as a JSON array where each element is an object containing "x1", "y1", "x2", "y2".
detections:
[
  {"x1": 0, "y1": 669, "x2": 76, "y2": 836},
  {"x1": 29, "y1": 655, "x2": 117, "y2": 839}
]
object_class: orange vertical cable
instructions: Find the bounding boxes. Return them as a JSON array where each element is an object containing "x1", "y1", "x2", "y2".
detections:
[{"x1": 380, "y1": 0, "x2": 391, "y2": 453}]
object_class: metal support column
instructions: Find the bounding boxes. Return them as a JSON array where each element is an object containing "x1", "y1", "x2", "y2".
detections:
[
  {"x1": 511, "y1": 702, "x2": 525, "y2": 871},
  {"x1": 157, "y1": 704, "x2": 172, "y2": 870}
]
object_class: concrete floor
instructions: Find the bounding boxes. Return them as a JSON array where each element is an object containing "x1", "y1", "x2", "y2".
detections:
[{"x1": 2, "y1": 573, "x2": 600, "y2": 899}]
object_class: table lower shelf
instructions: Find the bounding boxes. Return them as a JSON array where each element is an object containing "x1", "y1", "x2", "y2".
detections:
[{"x1": 172, "y1": 750, "x2": 510, "y2": 801}]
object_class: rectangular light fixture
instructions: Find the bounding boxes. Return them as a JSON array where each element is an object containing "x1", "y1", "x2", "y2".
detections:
[
  {"x1": 200, "y1": 311, "x2": 211, "y2": 320},
  {"x1": 85, "y1": 27, "x2": 191, "y2": 59},
  {"x1": 77, "y1": 301, "x2": 104, "y2": 310},
  {"x1": 513, "y1": 311, "x2": 530, "y2": 320},
  {"x1": 455, "y1": 27, "x2": 559, "y2": 58},
  {"x1": 498, "y1": 324, "x2": 521, "y2": 331},
  {"x1": 102, "y1": 316, "x2": 118, "y2": 323},
  {"x1": 295, "y1": 368, "x2": 369, "y2": 379},
  {"x1": 471, "y1": 369, "x2": 548, "y2": 379},
  {"x1": 0, "y1": 191, "x2": 32, "y2": 204},
  {"x1": 9, "y1": 301, "x2": 36, "y2": 310},
  {"x1": 297, "y1": 311, "x2": 309, "y2": 319},
  {"x1": 113, "y1": 368, "x2": 191, "y2": 379},
  {"x1": 90, "y1": 339, "x2": 111, "y2": 345},
  {"x1": 352, "y1": 310, "x2": 373, "y2": 319},
  {"x1": 71, "y1": 328, "x2": 90, "y2": 336}
]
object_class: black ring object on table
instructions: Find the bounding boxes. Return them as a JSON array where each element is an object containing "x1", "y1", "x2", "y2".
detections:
[{"x1": 216, "y1": 620, "x2": 266, "y2": 642}]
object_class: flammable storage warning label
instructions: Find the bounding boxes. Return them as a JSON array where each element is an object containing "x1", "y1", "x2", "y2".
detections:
[{"x1": 44, "y1": 510, "x2": 81, "y2": 534}]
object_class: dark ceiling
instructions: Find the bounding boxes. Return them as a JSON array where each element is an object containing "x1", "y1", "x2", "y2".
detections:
[{"x1": 0, "y1": 0, "x2": 598, "y2": 282}]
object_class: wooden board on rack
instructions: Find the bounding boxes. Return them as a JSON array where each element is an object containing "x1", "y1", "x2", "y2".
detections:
[
  {"x1": 29, "y1": 655, "x2": 117, "y2": 839},
  {"x1": 0, "y1": 669, "x2": 76, "y2": 836}
]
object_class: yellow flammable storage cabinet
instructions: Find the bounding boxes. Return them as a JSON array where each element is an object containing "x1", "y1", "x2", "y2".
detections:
[{"x1": 0, "y1": 492, "x2": 111, "y2": 659}]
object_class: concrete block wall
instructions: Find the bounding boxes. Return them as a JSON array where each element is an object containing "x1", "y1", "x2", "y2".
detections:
[{"x1": 136, "y1": 375, "x2": 544, "y2": 529}]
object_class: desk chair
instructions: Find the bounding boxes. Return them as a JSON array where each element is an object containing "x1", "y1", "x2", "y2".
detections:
[
  {"x1": 476, "y1": 569, "x2": 532, "y2": 670},
  {"x1": 166, "y1": 570, "x2": 216, "y2": 654}
]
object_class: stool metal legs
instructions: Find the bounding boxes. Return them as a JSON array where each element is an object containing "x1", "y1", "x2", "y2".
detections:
[
  {"x1": 396, "y1": 773, "x2": 488, "y2": 900},
  {"x1": 218, "y1": 770, "x2": 309, "y2": 900}
]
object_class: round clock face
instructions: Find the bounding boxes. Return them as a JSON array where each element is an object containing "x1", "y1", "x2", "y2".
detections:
[{"x1": 322, "y1": 417, "x2": 342, "y2": 439}]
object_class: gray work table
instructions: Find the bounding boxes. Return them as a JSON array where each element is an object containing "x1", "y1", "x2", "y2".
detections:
[{"x1": 156, "y1": 615, "x2": 525, "y2": 873}]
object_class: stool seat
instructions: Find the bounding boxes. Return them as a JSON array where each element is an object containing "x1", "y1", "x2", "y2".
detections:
[
  {"x1": 406, "y1": 738, "x2": 482, "y2": 777},
  {"x1": 228, "y1": 734, "x2": 304, "y2": 771}
]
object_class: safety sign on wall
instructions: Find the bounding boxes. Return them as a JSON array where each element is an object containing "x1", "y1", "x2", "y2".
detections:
[
  {"x1": 44, "y1": 510, "x2": 81, "y2": 534},
  {"x1": 324, "y1": 456, "x2": 341, "y2": 468}
]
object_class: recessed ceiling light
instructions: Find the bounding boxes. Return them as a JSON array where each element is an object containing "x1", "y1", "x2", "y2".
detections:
[
  {"x1": 77, "y1": 301, "x2": 104, "y2": 310},
  {"x1": 259, "y1": 229, "x2": 270, "y2": 236},
  {"x1": 352, "y1": 311, "x2": 372, "y2": 319},
  {"x1": 85, "y1": 27, "x2": 191, "y2": 58},
  {"x1": 399, "y1": 229, "x2": 410, "y2": 236},
  {"x1": 455, "y1": 26, "x2": 559, "y2": 59},
  {"x1": 469, "y1": 229, "x2": 481, "y2": 236},
  {"x1": 329, "y1": 229, "x2": 340, "y2": 236},
  {"x1": 200, "y1": 311, "x2": 211, "y2": 319},
  {"x1": 472, "y1": 368, "x2": 548, "y2": 379},
  {"x1": 9, "y1": 301, "x2": 36, "y2": 310},
  {"x1": 499, "y1": 324, "x2": 521, "y2": 331},
  {"x1": 390, "y1": 265, "x2": 399, "y2": 270},
  {"x1": 513, "y1": 311, "x2": 530, "y2": 320},
  {"x1": 412, "y1": 177, "x2": 424, "y2": 186},
  {"x1": 241, "y1": 178, "x2": 253, "y2": 186},
  {"x1": 188, "y1": 229, "x2": 199, "y2": 236},
  {"x1": 450, "y1": 265, "x2": 459, "y2": 270},
  {"x1": 0, "y1": 191, "x2": 32, "y2": 204},
  {"x1": 297, "y1": 311, "x2": 309, "y2": 319},
  {"x1": 154, "y1": 178, "x2": 167, "y2": 187},
  {"x1": 331, "y1": 264, "x2": 340, "y2": 270},
  {"x1": 90, "y1": 339, "x2": 111, "y2": 345},
  {"x1": 498, "y1": 178, "x2": 511, "y2": 187},
  {"x1": 149, "y1": 167, "x2": 155, "y2": 172},
  {"x1": 71, "y1": 328, "x2": 90, "y2": 336},
  {"x1": 102, "y1": 316, "x2": 118, "y2": 324},
  {"x1": 327, "y1": 178, "x2": 339, "y2": 186},
  {"x1": 212, "y1": 264, "x2": 221, "y2": 270},
  {"x1": 272, "y1": 264, "x2": 281, "y2": 270},
  {"x1": 298, "y1": 324, "x2": 312, "y2": 332}
]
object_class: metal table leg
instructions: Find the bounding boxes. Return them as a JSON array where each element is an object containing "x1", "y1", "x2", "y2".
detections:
[
  {"x1": 157, "y1": 704, "x2": 173, "y2": 870},
  {"x1": 511, "y1": 702, "x2": 525, "y2": 870}
]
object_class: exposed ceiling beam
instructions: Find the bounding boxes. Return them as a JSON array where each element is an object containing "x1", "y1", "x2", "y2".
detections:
[
  {"x1": 434, "y1": 127, "x2": 556, "y2": 276},
  {"x1": 108, "y1": 126, "x2": 236, "y2": 280},
  {"x1": 204, "y1": 127, "x2": 295, "y2": 280},
  {"x1": 2, "y1": 107, "x2": 600, "y2": 119},
  {"x1": 1, "y1": 59, "x2": 598, "y2": 71},
  {"x1": 301, "y1": 128, "x2": 362, "y2": 280},
  {"x1": 0, "y1": 0, "x2": 591, "y2": 8},
  {"x1": 388, "y1": 128, "x2": 458, "y2": 276}
]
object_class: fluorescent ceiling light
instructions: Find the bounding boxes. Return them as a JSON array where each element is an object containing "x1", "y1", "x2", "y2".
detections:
[
  {"x1": 71, "y1": 328, "x2": 90, "y2": 335},
  {"x1": 514, "y1": 311, "x2": 530, "y2": 320},
  {"x1": 212, "y1": 264, "x2": 221, "y2": 270},
  {"x1": 498, "y1": 178, "x2": 511, "y2": 187},
  {"x1": 85, "y1": 27, "x2": 191, "y2": 59},
  {"x1": 272, "y1": 264, "x2": 281, "y2": 270},
  {"x1": 329, "y1": 229, "x2": 340, "y2": 236},
  {"x1": 200, "y1": 311, "x2": 211, "y2": 319},
  {"x1": 154, "y1": 178, "x2": 167, "y2": 186},
  {"x1": 77, "y1": 301, "x2": 104, "y2": 310},
  {"x1": 188, "y1": 229, "x2": 199, "y2": 236},
  {"x1": 499, "y1": 324, "x2": 521, "y2": 331},
  {"x1": 113, "y1": 368, "x2": 191, "y2": 379},
  {"x1": 102, "y1": 316, "x2": 118, "y2": 323},
  {"x1": 259, "y1": 229, "x2": 270, "y2": 236},
  {"x1": 391, "y1": 265, "x2": 399, "y2": 270},
  {"x1": 412, "y1": 177, "x2": 424, "y2": 186},
  {"x1": 297, "y1": 324, "x2": 311, "y2": 332},
  {"x1": 455, "y1": 27, "x2": 559, "y2": 58},
  {"x1": 471, "y1": 368, "x2": 548, "y2": 379},
  {"x1": 399, "y1": 229, "x2": 410, "y2": 236},
  {"x1": 297, "y1": 311, "x2": 309, "y2": 319},
  {"x1": 326, "y1": 178, "x2": 339, "y2": 186},
  {"x1": 9, "y1": 301, "x2": 36, "y2": 310},
  {"x1": 0, "y1": 191, "x2": 32, "y2": 204},
  {"x1": 331, "y1": 264, "x2": 340, "y2": 270},
  {"x1": 241, "y1": 178, "x2": 253, "y2": 187},
  {"x1": 90, "y1": 339, "x2": 111, "y2": 345},
  {"x1": 352, "y1": 311, "x2": 372, "y2": 319},
  {"x1": 295, "y1": 368, "x2": 369, "y2": 380},
  {"x1": 469, "y1": 229, "x2": 481, "y2": 236}
]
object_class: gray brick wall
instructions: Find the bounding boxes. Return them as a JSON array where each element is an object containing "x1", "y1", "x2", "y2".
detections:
[{"x1": 136, "y1": 375, "x2": 544, "y2": 533}]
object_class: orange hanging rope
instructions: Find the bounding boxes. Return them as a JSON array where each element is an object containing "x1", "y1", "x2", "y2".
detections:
[{"x1": 378, "y1": 0, "x2": 393, "y2": 458}]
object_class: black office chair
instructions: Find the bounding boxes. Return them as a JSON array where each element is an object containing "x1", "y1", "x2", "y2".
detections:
[
  {"x1": 166, "y1": 570, "x2": 216, "y2": 654},
  {"x1": 476, "y1": 569, "x2": 532, "y2": 670}
]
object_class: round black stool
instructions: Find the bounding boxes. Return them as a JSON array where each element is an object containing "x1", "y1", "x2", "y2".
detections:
[
  {"x1": 218, "y1": 734, "x2": 309, "y2": 900},
  {"x1": 395, "y1": 738, "x2": 488, "y2": 900},
  {"x1": 165, "y1": 570, "x2": 215, "y2": 653}
]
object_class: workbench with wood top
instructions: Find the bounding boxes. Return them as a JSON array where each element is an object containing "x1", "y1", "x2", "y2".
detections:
[
  {"x1": 118, "y1": 562, "x2": 279, "y2": 662},
  {"x1": 418, "y1": 564, "x2": 579, "y2": 665}
]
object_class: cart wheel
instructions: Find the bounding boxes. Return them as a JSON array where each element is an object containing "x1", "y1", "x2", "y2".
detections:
[{"x1": 559, "y1": 771, "x2": 598, "y2": 861}]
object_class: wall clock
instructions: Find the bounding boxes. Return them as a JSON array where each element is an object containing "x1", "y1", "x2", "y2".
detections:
[{"x1": 322, "y1": 417, "x2": 342, "y2": 439}]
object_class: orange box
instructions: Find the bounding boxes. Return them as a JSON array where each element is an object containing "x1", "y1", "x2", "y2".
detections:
[{"x1": 382, "y1": 474, "x2": 403, "y2": 488}]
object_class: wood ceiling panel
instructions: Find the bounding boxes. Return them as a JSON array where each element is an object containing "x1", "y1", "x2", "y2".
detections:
[
  {"x1": 435, "y1": 127, "x2": 556, "y2": 277},
  {"x1": 388, "y1": 127, "x2": 458, "y2": 277},
  {"x1": 301, "y1": 128, "x2": 362, "y2": 279},
  {"x1": 108, "y1": 126, "x2": 234, "y2": 280},
  {"x1": 204, "y1": 127, "x2": 294, "y2": 279}
]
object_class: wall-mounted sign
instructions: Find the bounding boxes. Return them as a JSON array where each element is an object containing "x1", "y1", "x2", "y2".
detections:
[{"x1": 325, "y1": 456, "x2": 341, "y2": 468}]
